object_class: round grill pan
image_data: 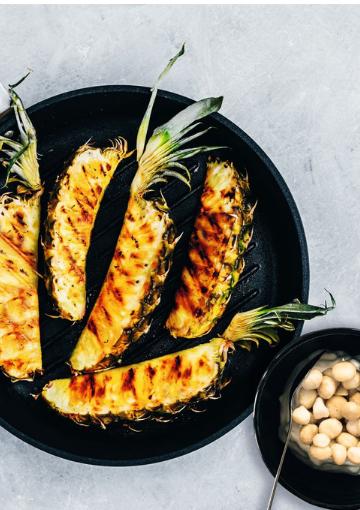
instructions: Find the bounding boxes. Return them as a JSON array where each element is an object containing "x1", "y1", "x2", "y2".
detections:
[{"x1": 0, "y1": 86, "x2": 309, "y2": 465}]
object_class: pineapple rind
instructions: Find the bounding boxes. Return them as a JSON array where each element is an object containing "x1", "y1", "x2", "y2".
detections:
[
  {"x1": 166, "y1": 160, "x2": 254, "y2": 338},
  {"x1": 0, "y1": 193, "x2": 42, "y2": 380},
  {"x1": 43, "y1": 338, "x2": 228, "y2": 425},
  {"x1": 70, "y1": 195, "x2": 178, "y2": 373},
  {"x1": 44, "y1": 143, "x2": 127, "y2": 321}
]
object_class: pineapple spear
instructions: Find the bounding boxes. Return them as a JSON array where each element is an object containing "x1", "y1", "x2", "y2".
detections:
[
  {"x1": 44, "y1": 139, "x2": 129, "y2": 322},
  {"x1": 43, "y1": 296, "x2": 335, "y2": 426},
  {"x1": 69, "y1": 45, "x2": 224, "y2": 373},
  {"x1": 0, "y1": 80, "x2": 42, "y2": 380},
  {"x1": 166, "y1": 159, "x2": 255, "y2": 338}
]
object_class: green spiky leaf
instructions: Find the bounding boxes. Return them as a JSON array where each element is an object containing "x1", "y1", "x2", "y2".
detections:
[
  {"x1": 136, "y1": 44, "x2": 185, "y2": 161},
  {"x1": 222, "y1": 292, "x2": 335, "y2": 348},
  {"x1": 0, "y1": 79, "x2": 41, "y2": 191}
]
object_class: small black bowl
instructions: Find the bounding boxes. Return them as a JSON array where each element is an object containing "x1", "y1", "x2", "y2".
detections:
[{"x1": 254, "y1": 328, "x2": 360, "y2": 510}]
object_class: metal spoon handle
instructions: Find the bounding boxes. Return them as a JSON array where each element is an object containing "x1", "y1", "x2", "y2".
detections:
[{"x1": 266, "y1": 417, "x2": 293, "y2": 510}]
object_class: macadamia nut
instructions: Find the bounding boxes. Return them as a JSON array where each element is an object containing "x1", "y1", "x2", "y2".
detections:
[
  {"x1": 309, "y1": 446, "x2": 332, "y2": 461},
  {"x1": 298, "y1": 389, "x2": 317, "y2": 409},
  {"x1": 313, "y1": 433, "x2": 330, "y2": 447},
  {"x1": 292, "y1": 406, "x2": 311, "y2": 425},
  {"x1": 313, "y1": 397, "x2": 330, "y2": 420},
  {"x1": 346, "y1": 420, "x2": 360, "y2": 437},
  {"x1": 337, "y1": 432, "x2": 358, "y2": 448},
  {"x1": 342, "y1": 401, "x2": 360, "y2": 421},
  {"x1": 326, "y1": 396, "x2": 346, "y2": 419},
  {"x1": 347, "y1": 447, "x2": 360, "y2": 464},
  {"x1": 343, "y1": 372, "x2": 360, "y2": 390},
  {"x1": 332, "y1": 362, "x2": 356, "y2": 382},
  {"x1": 319, "y1": 418, "x2": 342, "y2": 439},
  {"x1": 350, "y1": 392, "x2": 360, "y2": 405},
  {"x1": 302, "y1": 369, "x2": 323, "y2": 390},
  {"x1": 335, "y1": 386, "x2": 349, "y2": 397},
  {"x1": 318, "y1": 375, "x2": 337, "y2": 400},
  {"x1": 331, "y1": 443, "x2": 347, "y2": 465},
  {"x1": 300, "y1": 424, "x2": 318, "y2": 445}
]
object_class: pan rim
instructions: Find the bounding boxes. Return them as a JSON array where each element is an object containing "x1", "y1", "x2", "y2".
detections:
[{"x1": 0, "y1": 85, "x2": 309, "y2": 466}]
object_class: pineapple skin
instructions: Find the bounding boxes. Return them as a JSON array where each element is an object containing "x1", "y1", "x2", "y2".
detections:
[
  {"x1": 0, "y1": 193, "x2": 42, "y2": 380},
  {"x1": 43, "y1": 338, "x2": 228, "y2": 425},
  {"x1": 44, "y1": 143, "x2": 127, "y2": 322},
  {"x1": 70, "y1": 196, "x2": 178, "y2": 373},
  {"x1": 166, "y1": 160, "x2": 254, "y2": 339}
]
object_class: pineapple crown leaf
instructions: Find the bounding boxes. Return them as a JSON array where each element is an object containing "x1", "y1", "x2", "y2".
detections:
[
  {"x1": 9, "y1": 71, "x2": 32, "y2": 90},
  {"x1": 132, "y1": 45, "x2": 224, "y2": 197},
  {"x1": 0, "y1": 75, "x2": 41, "y2": 191},
  {"x1": 136, "y1": 43, "x2": 185, "y2": 162},
  {"x1": 132, "y1": 97, "x2": 224, "y2": 196},
  {"x1": 222, "y1": 291, "x2": 335, "y2": 348}
]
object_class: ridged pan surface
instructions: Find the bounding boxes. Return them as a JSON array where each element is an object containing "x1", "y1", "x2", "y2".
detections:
[{"x1": 0, "y1": 86, "x2": 309, "y2": 465}]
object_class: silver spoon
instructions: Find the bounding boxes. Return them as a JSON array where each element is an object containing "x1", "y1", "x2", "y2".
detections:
[{"x1": 266, "y1": 350, "x2": 324, "y2": 510}]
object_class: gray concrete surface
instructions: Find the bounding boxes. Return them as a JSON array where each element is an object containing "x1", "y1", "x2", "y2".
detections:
[{"x1": 0, "y1": 4, "x2": 359, "y2": 509}]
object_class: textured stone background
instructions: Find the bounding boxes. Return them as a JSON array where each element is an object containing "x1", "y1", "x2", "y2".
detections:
[{"x1": 0, "y1": 4, "x2": 359, "y2": 509}]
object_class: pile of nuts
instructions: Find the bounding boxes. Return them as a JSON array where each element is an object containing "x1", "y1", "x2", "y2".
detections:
[{"x1": 292, "y1": 360, "x2": 360, "y2": 466}]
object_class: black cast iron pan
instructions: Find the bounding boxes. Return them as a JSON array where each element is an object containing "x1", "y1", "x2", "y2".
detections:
[{"x1": 0, "y1": 86, "x2": 309, "y2": 465}]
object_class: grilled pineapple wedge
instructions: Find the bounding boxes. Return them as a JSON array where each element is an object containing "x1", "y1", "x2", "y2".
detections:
[
  {"x1": 0, "y1": 85, "x2": 42, "y2": 380},
  {"x1": 42, "y1": 297, "x2": 334, "y2": 426},
  {"x1": 44, "y1": 140, "x2": 129, "y2": 321},
  {"x1": 70, "y1": 46, "x2": 223, "y2": 373},
  {"x1": 166, "y1": 159, "x2": 255, "y2": 338}
]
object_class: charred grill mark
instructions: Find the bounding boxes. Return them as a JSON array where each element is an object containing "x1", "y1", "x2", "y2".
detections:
[
  {"x1": 63, "y1": 246, "x2": 84, "y2": 280},
  {"x1": 111, "y1": 287, "x2": 123, "y2": 304},
  {"x1": 9, "y1": 221, "x2": 20, "y2": 235},
  {"x1": 131, "y1": 235, "x2": 139, "y2": 248},
  {"x1": 102, "y1": 305, "x2": 111, "y2": 323},
  {"x1": 114, "y1": 249, "x2": 124, "y2": 260},
  {"x1": 66, "y1": 215, "x2": 81, "y2": 238},
  {"x1": 172, "y1": 355, "x2": 182, "y2": 378},
  {"x1": 0, "y1": 234, "x2": 35, "y2": 271},
  {"x1": 75, "y1": 197, "x2": 92, "y2": 224},
  {"x1": 77, "y1": 178, "x2": 96, "y2": 208},
  {"x1": 72, "y1": 187, "x2": 96, "y2": 211},
  {"x1": 69, "y1": 374, "x2": 90, "y2": 395},
  {"x1": 146, "y1": 365, "x2": 156, "y2": 381},
  {"x1": 87, "y1": 318, "x2": 98, "y2": 338},
  {"x1": 122, "y1": 367, "x2": 136, "y2": 394},
  {"x1": 200, "y1": 229, "x2": 208, "y2": 240},
  {"x1": 183, "y1": 367, "x2": 192, "y2": 379},
  {"x1": 5, "y1": 258, "x2": 14, "y2": 269},
  {"x1": 89, "y1": 375, "x2": 96, "y2": 397},
  {"x1": 94, "y1": 380, "x2": 106, "y2": 398},
  {"x1": 221, "y1": 189, "x2": 236, "y2": 200},
  {"x1": 99, "y1": 163, "x2": 107, "y2": 177},
  {"x1": 15, "y1": 211, "x2": 26, "y2": 226},
  {"x1": 208, "y1": 213, "x2": 220, "y2": 231},
  {"x1": 192, "y1": 240, "x2": 209, "y2": 264}
]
